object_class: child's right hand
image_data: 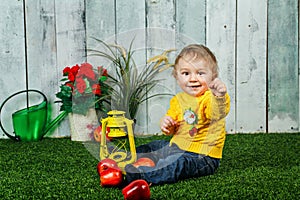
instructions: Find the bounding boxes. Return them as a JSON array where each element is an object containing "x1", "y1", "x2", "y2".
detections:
[{"x1": 160, "y1": 116, "x2": 177, "y2": 135}]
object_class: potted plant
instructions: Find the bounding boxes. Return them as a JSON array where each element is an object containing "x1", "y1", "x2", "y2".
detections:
[
  {"x1": 88, "y1": 38, "x2": 174, "y2": 120},
  {"x1": 55, "y1": 62, "x2": 112, "y2": 141}
]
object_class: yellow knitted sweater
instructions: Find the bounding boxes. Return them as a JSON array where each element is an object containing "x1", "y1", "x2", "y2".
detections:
[{"x1": 165, "y1": 90, "x2": 230, "y2": 158}]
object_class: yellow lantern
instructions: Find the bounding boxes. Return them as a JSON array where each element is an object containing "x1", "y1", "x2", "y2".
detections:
[{"x1": 100, "y1": 110, "x2": 136, "y2": 171}]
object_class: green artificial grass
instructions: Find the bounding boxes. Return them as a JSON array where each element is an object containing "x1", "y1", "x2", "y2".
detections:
[{"x1": 0, "y1": 133, "x2": 299, "y2": 199}]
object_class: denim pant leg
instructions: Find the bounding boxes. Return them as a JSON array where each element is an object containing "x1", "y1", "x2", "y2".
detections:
[
  {"x1": 136, "y1": 140, "x2": 170, "y2": 153},
  {"x1": 137, "y1": 146, "x2": 220, "y2": 185},
  {"x1": 135, "y1": 140, "x2": 171, "y2": 162}
]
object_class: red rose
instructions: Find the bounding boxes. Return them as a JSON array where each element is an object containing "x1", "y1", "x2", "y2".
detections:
[
  {"x1": 68, "y1": 72, "x2": 75, "y2": 82},
  {"x1": 75, "y1": 77, "x2": 86, "y2": 94},
  {"x1": 71, "y1": 64, "x2": 80, "y2": 74},
  {"x1": 78, "y1": 63, "x2": 96, "y2": 80},
  {"x1": 63, "y1": 65, "x2": 80, "y2": 82},
  {"x1": 63, "y1": 66, "x2": 71, "y2": 75},
  {"x1": 92, "y1": 84, "x2": 101, "y2": 95}
]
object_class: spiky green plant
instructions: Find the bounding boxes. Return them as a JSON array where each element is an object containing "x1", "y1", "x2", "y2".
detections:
[{"x1": 88, "y1": 38, "x2": 174, "y2": 119}]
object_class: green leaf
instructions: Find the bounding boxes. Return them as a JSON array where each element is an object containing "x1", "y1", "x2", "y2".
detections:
[{"x1": 99, "y1": 76, "x2": 107, "y2": 82}]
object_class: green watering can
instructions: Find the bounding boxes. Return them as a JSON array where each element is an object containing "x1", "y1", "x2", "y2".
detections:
[{"x1": 0, "y1": 90, "x2": 67, "y2": 141}]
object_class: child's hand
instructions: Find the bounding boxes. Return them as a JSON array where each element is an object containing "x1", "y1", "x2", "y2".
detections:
[
  {"x1": 160, "y1": 116, "x2": 177, "y2": 135},
  {"x1": 209, "y1": 78, "x2": 227, "y2": 97}
]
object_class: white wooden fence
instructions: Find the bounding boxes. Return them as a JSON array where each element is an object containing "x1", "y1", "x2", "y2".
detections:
[{"x1": 0, "y1": 0, "x2": 299, "y2": 138}]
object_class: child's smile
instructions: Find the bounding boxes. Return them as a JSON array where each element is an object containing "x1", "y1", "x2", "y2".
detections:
[{"x1": 175, "y1": 56, "x2": 213, "y2": 97}]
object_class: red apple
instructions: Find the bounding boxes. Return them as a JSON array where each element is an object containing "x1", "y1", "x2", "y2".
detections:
[
  {"x1": 94, "y1": 125, "x2": 111, "y2": 142},
  {"x1": 100, "y1": 167, "x2": 123, "y2": 187},
  {"x1": 132, "y1": 158, "x2": 155, "y2": 168},
  {"x1": 97, "y1": 158, "x2": 123, "y2": 187},
  {"x1": 122, "y1": 179, "x2": 151, "y2": 200},
  {"x1": 97, "y1": 158, "x2": 118, "y2": 176}
]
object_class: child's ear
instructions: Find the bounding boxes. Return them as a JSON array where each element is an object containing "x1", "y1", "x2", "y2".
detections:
[{"x1": 172, "y1": 69, "x2": 177, "y2": 78}]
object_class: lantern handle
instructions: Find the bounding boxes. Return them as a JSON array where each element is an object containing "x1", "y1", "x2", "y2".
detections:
[
  {"x1": 124, "y1": 118, "x2": 136, "y2": 164},
  {"x1": 100, "y1": 118, "x2": 109, "y2": 160}
]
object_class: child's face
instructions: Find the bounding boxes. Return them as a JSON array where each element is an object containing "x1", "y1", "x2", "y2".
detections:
[{"x1": 175, "y1": 56, "x2": 214, "y2": 97}]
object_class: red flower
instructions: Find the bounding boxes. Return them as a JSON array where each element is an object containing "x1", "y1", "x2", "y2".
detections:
[
  {"x1": 68, "y1": 73, "x2": 75, "y2": 82},
  {"x1": 75, "y1": 77, "x2": 86, "y2": 94},
  {"x1": 63, "y1": 65, "x2": 80, "y2": 82},
  {"x1": 63, "y1": 66, "x2": 71, "y2": 75},
  {"x1": 71, "y1": 64, "x2": 80, "y2": 74},
  {"x1": 65, "y1": 82, "x2": 74, "y2": 90},
  {"x1": 77, "y1": 63, "x2": 96, "y2": 80},
  {"x1": 102, "y1": 68, "x2": 108, "y2": 77},
  {"x1": 92, "y1": 84, "x2": 101, "y2": 95},
  {"x1": 98, "y1": 66, "x2": 108, "y2": 77},
  {"x1": 57, "y1": 62, "x2": 111, "y2": 115}
]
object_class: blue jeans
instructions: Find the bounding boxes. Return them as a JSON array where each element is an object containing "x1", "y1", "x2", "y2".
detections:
[{"x1": 125, "y1": 140, "x2": 220, "y2": 185}]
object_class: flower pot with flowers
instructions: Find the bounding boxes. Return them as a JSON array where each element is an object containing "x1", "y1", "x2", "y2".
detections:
[{"x1": 55, "y1": 62, "x2": 111, "y2": 141}]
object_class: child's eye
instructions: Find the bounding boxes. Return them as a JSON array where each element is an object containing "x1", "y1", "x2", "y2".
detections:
[
  {"x1": 198, "y1": 72, "x2": 204, "y2": 76},
  {"x1": 182, "y1": 72, "x2": 189, "y2": 76}
]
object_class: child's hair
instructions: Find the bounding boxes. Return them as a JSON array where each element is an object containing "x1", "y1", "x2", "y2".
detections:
[{"x1": 173, "y1": 44, "x2": 219, "y2": 79}]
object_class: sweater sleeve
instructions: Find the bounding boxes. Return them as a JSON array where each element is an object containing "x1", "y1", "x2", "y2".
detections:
[
  {"x1": 166, "y1": 95, "x2": 181, "y2": 121},
  {"x1": 204, "y1": 93, "x2": 230, "y2": 122}
]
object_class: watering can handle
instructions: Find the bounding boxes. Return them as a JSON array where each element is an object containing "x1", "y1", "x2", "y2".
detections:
[{"x1": 0, "y1": 89, "x2": 47, "y2": 141}]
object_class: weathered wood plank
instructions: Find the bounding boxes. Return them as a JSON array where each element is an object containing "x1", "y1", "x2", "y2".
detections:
[
  {"x1": 55, "y1": 0, "x2": 86, "y2": 66},
  {"x1": 176, "y1": 0, "x2": 206, "y2": 47},
  {"x1": 146, "y1": 0, "x2": 176, "y2": 134},
  {"x1": 115, "y1": 0, "x2": 146, "y2": 63},
  {"x1": 206, "y1": 0, "x2": 236, "y2": 133},
  {"x1": 25, "y1": 0, "x2": 58, "y2": 137},
  {"x1": 236, "y1": 0, "x2": 268, "y2": 133},
  {"x1": 0, "y1": 0, "x2": 26, "y2": 138},
  {"x1": 115, "y1": 0, "x2": 148, "y2": 134},
  {"x1": 54, "y1": 0, "x2": 86, "y2": 137},
  {"x1": 86, "y1": 0, "x2": 115, "y2": 66},
  {"x1": 85, "y1": 0, "x2": 119, "y2": 127},
  {"x1": 268, "y1": 0, "x2": 299, "y2": 132},
  {"x1": 85, "y1": 1, "x2": 116, "y2": 134}
]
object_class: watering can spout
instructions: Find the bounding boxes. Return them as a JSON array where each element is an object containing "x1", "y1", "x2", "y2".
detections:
[
  {"x1": 43, "y1": 110, "x2": 68, "y2": 135},
  {"x1": 0, "y1": 90, "x2": 68, "y2": 142}
]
